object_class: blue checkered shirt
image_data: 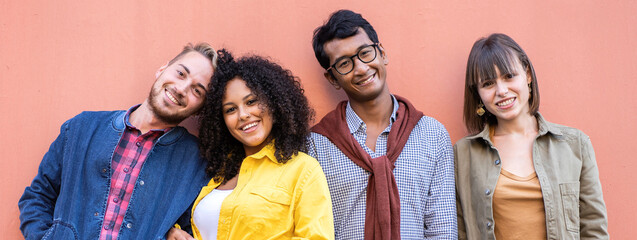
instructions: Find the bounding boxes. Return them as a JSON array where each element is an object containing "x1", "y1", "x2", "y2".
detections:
[{"x1": 307, "y1": 96, "x2": 457, "y2": 239}]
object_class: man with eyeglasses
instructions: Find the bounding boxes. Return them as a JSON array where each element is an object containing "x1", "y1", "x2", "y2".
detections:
[{"x1": 307, "y1": 10, "x2": 457, "y2": 239}]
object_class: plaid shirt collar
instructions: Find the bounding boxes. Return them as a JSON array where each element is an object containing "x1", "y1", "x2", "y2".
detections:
[
  {"x1": 345, "y1": 95, "x2": 399, "y2": 135},
  {"x1": 124, "y1": 104, "x2": 173, "y2": 133}
]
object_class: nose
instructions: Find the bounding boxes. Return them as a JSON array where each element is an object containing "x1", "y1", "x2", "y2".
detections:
[
  {"x1": 239, "y1": 107, "x2": 251, "y2": 120},
  {"x1": 352, "y1": 57, "x2": 370, "y2": 75},
  {"x1": 174, "y1": 78, "x2": 191, "y2": 94},
  {"x1": 495, "y1": 81, "x2": 508, "y2": 96}
]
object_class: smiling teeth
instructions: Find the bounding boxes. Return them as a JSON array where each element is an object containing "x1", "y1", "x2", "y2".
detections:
[
  {"x1": 242, "y1": 122, "x2": 257, "y2": 130},
  {"x1": 166, "y1": 90, "x2": 179, "y2": 105},
  {"x1": 357, "y1": 75, "x2": 374, "y2": 85},
  {"x1": 497, "y1": 98, "x2": 514, "y2": 106}
]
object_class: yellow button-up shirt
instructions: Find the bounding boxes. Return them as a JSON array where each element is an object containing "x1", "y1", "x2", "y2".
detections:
[{"x1": 191, "y1": 143, "x2": 334, "y2": 240}]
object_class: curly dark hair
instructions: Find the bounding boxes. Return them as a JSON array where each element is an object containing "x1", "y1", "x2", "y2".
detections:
[{"x1": 198, "y1": 49, "x2": 315, "y2": 183}]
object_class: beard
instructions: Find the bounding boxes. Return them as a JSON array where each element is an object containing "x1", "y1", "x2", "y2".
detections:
[{"x1": 147, "y1": 85, "x2": 193, "y2": 126}]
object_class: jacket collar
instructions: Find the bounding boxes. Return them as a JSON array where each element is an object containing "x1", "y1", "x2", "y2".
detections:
[
  {"x1": 246, "y1": 141, "x2": 280, "y2": 164},
  {"x1": 112, "y1": 105, "x2": 186, "y2": 146},
  {"x1": 467, "y1": 113, "x2": 562, "y2": 144}
]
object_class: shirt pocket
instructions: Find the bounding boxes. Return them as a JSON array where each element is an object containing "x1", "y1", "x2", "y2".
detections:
[
  {"x1": 559, "y1": 182, "x2": 580, "y2": 233},
  {"x1": 239, "y1": 187, "x2": 292, "y2": 232}
]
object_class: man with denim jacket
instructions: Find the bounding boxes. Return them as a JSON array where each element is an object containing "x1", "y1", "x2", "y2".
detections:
[{"x1": 18, "y1": 43, "x2": 217, "y2": 240}]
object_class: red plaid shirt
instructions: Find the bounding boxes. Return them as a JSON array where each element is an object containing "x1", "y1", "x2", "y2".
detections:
[{"x1": 99, "y1": 106, "x2": 170, "y2": 240}]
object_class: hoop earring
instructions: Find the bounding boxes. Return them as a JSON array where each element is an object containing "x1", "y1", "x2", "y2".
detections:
[{"x1": 476, "y1": 103, "x2": 486, "y2": 116}]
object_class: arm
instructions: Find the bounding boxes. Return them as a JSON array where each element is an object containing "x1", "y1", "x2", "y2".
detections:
[
  {"x1": 18, "y1": 120, "x2": 69, "y2": 240},
  {"x1": 578, "y1": 132, "x2": 609, "y2": 239},
  {"x1": 166, "y1": 227, "x2": 194, "y2": 240},
  {"x1": 423, "y1": 127, "x2": 458, "y2": 239},
  {"x1": 174, "y1": 201, "x2": 195, "y2": 235},
  {"x1": 293, "y1": 164, "x2": 335, "y2": 240},
  {"x1": 454, "y1": 144, "x2": 467, "y2": 240}
]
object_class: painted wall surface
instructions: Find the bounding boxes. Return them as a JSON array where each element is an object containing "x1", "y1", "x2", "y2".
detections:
[{"x1": 1, "y1": 0, "x2": 635, "y2": 238}]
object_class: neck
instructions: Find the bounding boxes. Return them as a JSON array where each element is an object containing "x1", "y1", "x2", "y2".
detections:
[
  {"x1": 349, "y1": 92, "x2": 394, "y2": 128},
  {"x1": 129, "y1": 100, "x2": 176, "y2": 134},
  {"x1": 494, "y1": 113, "x2": 538, "y2": 136}
]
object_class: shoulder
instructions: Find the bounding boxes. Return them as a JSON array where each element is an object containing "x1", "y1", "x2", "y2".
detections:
[
  {"x1": 409, "y1": 116, "x2": 452, "y2": 148},
  {"x1": 308, "y1": 132, "x2": 335, "y2": 148},
  {"x1": 68, "y1": 110, "x2": 124, "y2": 124},
  {"x1": 309, "y1": 131, "x2": 328, "y2": 140},
  {"x1": 454, "y1": 135, "x2": 479, "y2": 148},
  {"x1": 60, "y1": 110, "x2": 125, "y2": 131},
  {"x1": 172, "y1": 127, "x2": 199, "y2": 143},
  {"x1": 543, "y1": 120, "x2": 590, "y2": 144},
  {"x1": 73, "y1": 110, "x2": 124, "y2": 120},
  {"x1": 287, "y1": 151, "x2": 322, "y2": 171},
  {"x1": 413, "y1": 115, "x2": 450, "y2": 135}
]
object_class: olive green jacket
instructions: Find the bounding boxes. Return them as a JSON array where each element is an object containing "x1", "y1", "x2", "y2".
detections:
[{"x1": 454, "y1": 114, "x2": 608, "y2": 240}]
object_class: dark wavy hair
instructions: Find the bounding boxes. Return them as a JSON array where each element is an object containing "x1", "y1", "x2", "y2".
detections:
[
  {"x1": 312, "y1": 9, "x2": 380, "y2": 70},
  {"x1": 198, "y1": 49, "x2": 315, "y2": 183}
]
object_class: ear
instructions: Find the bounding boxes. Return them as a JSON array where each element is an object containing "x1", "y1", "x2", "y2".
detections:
[
  {"x1": 324, "y1": 71, "x2": 342, "y2": 90},
  {"x1": 378, "y1": 43, "x2": 389, "y2": 65},
  {"x1": 526, "y1": 67, "x2": 532, "y2": 84},
  {"x1": 155, "y1": 62, "x2": 169, "y2": 79}
]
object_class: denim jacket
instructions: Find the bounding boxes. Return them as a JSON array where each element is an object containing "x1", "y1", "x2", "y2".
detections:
[
  {"x1": 19, "y1": 110, "x2": 209, "y2": 240},
  {"x1": 454, "y1": 114, "x2": 608, "y2": 240}
]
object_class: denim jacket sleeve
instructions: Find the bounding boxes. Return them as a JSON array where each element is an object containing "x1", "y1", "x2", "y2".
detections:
[
  {"x1": 175, "y1": 201, "x2": 196, "y2": 235},
  {"x1": 578, "y1": 132, "x2": 609, "y2": 239},
  {"x1": 18, "y1": 119, "x2": 69, "y2": 240}
]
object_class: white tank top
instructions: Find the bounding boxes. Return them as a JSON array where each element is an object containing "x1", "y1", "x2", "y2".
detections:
[{"x1": 193, "y1": 188, "x2": 233, "y2": 240}]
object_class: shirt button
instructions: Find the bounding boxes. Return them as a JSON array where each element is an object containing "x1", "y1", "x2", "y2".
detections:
[
  {"x1": 494, "y1": 159, "x2": 501, "y2": 165},
  {"x1": 102, "y1": 168, "x2": 107, "y2": 173},
  {"x1": 139, "y1": 180, "x2": 145, "y2": 186},
  {"x1": 94, "y1": 212, "x2": 99, "y2": 216},
  {"x1": 126, "y1": 223, "x2": 132, "y2": 229},
  {"x1": 486, "y1": 221, "x2": 492, "y2": 228},
  {"x1": 136, "y1": 142, "x2": 141, "y2": 147},
  {"x1": 485, "y1": 189, "x2": 491, "y2": 195},
  {"x1": 123, "y1": 167, "x2": 130, "y2": 173},
  {"x1": 113, "y1": 197, "x2": 119, "y2": 203},
  {"x1": 104, "y1": 224, "x2": 110, "y2": 230}
]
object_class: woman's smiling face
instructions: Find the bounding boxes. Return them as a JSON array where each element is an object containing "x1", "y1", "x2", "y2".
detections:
[
  {"x1": 222, "y1": 77, "x2": 273, "y2": 156},
  {"x1": 477, "y1": 58, "x2": 532, "y2": 124}
]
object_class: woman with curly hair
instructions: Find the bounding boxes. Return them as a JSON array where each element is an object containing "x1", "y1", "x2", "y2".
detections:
[
  {"x1": 168, "y1": 49, "x2": 334, "y2": 240},
  {"x1": 455, "y1": 33, "x2": 608, "y2": 239}
]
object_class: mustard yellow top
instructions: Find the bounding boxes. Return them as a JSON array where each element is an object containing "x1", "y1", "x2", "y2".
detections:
[
  {"x1": 191, "y1": 143, "x2": 335, "y2": 240},
  {"x1": 493, "y1": 169, "x2": 547, "y2": 239}
]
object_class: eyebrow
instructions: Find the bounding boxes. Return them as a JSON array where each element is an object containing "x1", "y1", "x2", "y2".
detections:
[
  {"x1": 197, "y1": 83, "x2": 208, "y2": 92},
  {"x1": 333, "y1": 44, "x2": 373, "y2": 64},
  {"x1": 178, "y1": 63, "x2": 208, "y2": 91},
  {"x1": 222, "y1": 93, "x2": 256, "y2": 107},
  {"x1": 178, "y1": 64, "x2": 190, "y2": 74}
]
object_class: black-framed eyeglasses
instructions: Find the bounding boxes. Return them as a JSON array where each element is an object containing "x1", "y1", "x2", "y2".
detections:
[{"x1": 327, "y1": 43, "x2": 379, "y2": 75}]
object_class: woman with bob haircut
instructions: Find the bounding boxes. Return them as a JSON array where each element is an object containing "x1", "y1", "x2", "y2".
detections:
[
  {"x1": 168, "y1": 49, "x2": 334, "y2": 240},
  {"x1": 454, "y1": 33, "x2": 608, "y2": 239}
]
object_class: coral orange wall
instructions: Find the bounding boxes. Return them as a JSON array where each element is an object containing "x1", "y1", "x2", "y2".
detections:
[{"x1": 2, "y1": 1, "x2": 635, "y2": 238}]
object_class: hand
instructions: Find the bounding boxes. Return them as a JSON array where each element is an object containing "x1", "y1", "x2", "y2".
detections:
[{"x1": 166, "y1": 227, "x2": 195, "y2": 240}]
